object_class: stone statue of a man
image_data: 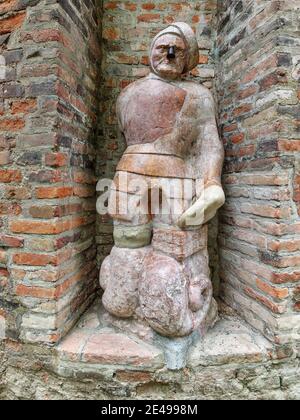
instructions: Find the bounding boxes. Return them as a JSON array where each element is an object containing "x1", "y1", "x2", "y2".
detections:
[{"x1": 100, "y1": 23, "x2": 224, "y2": 354}]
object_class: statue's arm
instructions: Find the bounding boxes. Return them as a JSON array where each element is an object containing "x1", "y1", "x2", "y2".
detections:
[{"x1": 177, "y1": 90, "x2": 225, "y2": 228}]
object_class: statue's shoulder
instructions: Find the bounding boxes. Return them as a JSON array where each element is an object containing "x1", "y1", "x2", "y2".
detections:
[
  {"x1": 116, "y1": 77, "x2": 149, "y2": 115},
  {"x1": 179, "y1": 80, "x2": 214, "y2": 101},
  {"x1": 118, "y1": 77, "x2": 148, "y2": 100}
]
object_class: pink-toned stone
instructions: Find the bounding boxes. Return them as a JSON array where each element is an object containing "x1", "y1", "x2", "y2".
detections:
[
  {"x1": 100, "y1": 246, "x2": 151, "y2": 318},
  {"x1": 117, "y1": 78, "x2": 186, "y2": 146},
  {"x1": 99, "y1": 23, "x2": 224, "y2": 350},
  {"x1": 81, "y1": 333, "x2": 162, "y2": 366},
  {"x1": 139, "y1": 249, "x2": 213, "y2": 337},
  {"x1": 99, "y1": 305, "x2": 155, "y2": 343},
  {"x1": 116, "y1": 153, "x2": 189, "y2": 179},
  {"x1": 152, "y1": 226, "x2": 208, "y2": 261},
  {"x1": 57, "y1": 330, "x2": 91, "y2": 362}
]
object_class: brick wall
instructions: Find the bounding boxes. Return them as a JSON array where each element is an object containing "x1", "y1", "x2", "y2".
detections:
[
  {"x1": 1, "y1": 0, "x2": 299, "y2": 350},
  {"x1": 217, "y1": 0, "x2": 300, "y2": 345},
  {"x1": 96, "y1": 0, "x2": 221, "y2": 288},
  {"x1": 0, "y1": 0, "x2": 102, "y2": 344}
]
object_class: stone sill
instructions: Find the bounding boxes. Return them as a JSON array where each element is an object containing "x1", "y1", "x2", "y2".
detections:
[{"x1": 54, "y1": 299, "x2": 274, "y2": 378}]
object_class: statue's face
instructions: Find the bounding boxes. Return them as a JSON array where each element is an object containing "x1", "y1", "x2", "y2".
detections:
[{"x1": 151, "y1": 34, "x2": 187, "y2": 80}]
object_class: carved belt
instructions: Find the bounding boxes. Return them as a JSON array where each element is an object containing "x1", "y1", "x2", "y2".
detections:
[{"x1": 117, "y1": 153, "x2": 193, "y2": 179}]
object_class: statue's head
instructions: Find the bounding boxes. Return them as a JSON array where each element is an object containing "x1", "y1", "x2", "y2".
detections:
[{"x1": 150, "y1": 22, "x2": 199, "y2": 80}]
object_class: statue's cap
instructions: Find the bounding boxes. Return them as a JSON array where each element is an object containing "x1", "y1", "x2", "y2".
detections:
[{"x1": 150, "y1": 22, "x2": 199, "y2": 73}]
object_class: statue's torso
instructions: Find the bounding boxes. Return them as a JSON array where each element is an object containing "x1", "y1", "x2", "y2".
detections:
[
  {"x1": 117, "y1": 75, "x2": 212, "y2": 178},
  {"x1": 119, "y1": 78, "x2": 187, "y2": 146}
]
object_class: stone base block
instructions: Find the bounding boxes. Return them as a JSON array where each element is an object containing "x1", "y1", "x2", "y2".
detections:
[{"x1": 55, "y1": 298, "x2": 274, "y2": 378}]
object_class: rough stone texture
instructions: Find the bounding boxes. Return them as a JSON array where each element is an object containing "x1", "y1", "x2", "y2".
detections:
[
  {"x1": 1, "y1": 300, "x2": 300, "y2": 400},
  {"x1": 0, "y1": 0, "x2": 102, "y2": 344},
  {"x1": 217, "y1": 0, "x2": 300, "y2": 347}
]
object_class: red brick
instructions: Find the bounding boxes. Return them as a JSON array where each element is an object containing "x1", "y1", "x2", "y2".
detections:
[
  {"x1": 115, "y1": 370, "x2": 152, "y2": 383},
  {"x1": 45, "y1": 152, "x2": 68, "y2": 167},
  {"x1": 13, "y1": 253, "x2": 57, "y2": 266},
  {"x1": 0, "y1": 235, "x2": 23, "y2": 248},
  {"x1": 16, "y1": 285, "x2": 55, "y2": 299},
  {"x1": 0, "y1": 12, "x2": 26, "y2": 35},
  {"x1": 54, "y1": 204, "x2": 82, "y2": 218},
  {"x1": 259, "y1": 70, "x2": 287, "y2": 91},
  {"x1": 171, "y1": 3, "x2": 182, "y2": 11},
  {"x1": 233, "y1": 104, "x2": 252, "y2": 117},
  {"x1": 0, "y1": 0, "x2": 18, "y2": 15},
  {"x1": 0, "y1": 169, "x2": 22, "y2": 183},
  {"x1": 239, "y1": 174, "x2": 289, "y2": 186},
  {"x1": 36, "y1": 186, "x2": 73, "y2": 199},
  {"x1": 226, "y1": 144, "x2": 255, "y2": 157},
  {"x1": 241, "y1": 203, "x2": 291, "y2": 219},
  {"x1": 163, "y1": 16, "x2": 175, "y2": 24},
  {"x1": 238, "y1": 85, "x2": 258, "y2": 100},
  {"x1": 125, "y1": 3, "x2": 137, "y2": 11},
  {"x1": 113, "y1": 53, "x2": 138, "y2": 65},
  {"x1": 21, "y1": 29, "x2": 69, "y2": 46},
  {"x1": 0, "y1": 118, "x2": 25, "y2": 131},
  {"x1": 11, "y1": 99, "x2": 37, "y2": 114},
  {"x1": 73, "y1": 185, "x2": 95, "y2": 198},
  {"x1": 268, "y1": 239, "x2": 300, "y2": 253},
  {"x1": 10, "y1": 217, "x2": 87, "y2": 235},
  {"x1": 278, "y1": 139, "x2": 300, "y2": 152},
  {"x1": 230, "y1": 133, "x2": 245, "y2": 144},
  {"x1": 137, "y1": 14, "x2": 160, "y2": 22},
  {"x1": 142, "y1": 3, "x2": 155, "y2": 10},
  {"x1": 10, "y1": 220, "x2": 64, "y2": 235},
  {"x1": 73, "y1": 170, "x2": 96, "y2": 185},
  {"x1": 103, "y1": 1, "x2": 118, "y2": 9},
  {"x1": 103, "y1": 27, "x2": 120, "y2": 40},
  {"x1": 256, "y1": 279, "x2": 289, "y2": 300},
  {"x1": 223, "y1": 123, "x2": 238, "y2": 133},
  {"x1": 242, "y1": 55, "x2": 277, "y2": 84},
  {"x1": 244, "y1": 287, "x2": 287, "y2": 314}
]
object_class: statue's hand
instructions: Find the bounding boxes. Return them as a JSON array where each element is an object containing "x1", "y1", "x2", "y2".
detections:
[{"x1": 177, "y1": 185, "x2": 225, "y2": 228}]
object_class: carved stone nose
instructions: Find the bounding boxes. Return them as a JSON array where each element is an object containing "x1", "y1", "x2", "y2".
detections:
[{"x1": 167, "y1": 46, "x2": 176, "y2": 59}]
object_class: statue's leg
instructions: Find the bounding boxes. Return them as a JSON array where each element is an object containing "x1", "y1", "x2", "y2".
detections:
[
  {"x1": 100, "y1": 172, "x2": 152, "y2": 318},
  {"x1": 184, "y1": 248, "x2": 218, "y2": 336},
  {"x1": 100, "y1": 238, "x2": 151, "y2": 318},
  {"x1": 138, "y1": 177, "x2": 216, "y2": 337}
]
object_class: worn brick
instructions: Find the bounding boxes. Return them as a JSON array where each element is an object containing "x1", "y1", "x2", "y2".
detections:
[
  {"x1": 11, "y1": 99, "x2": 37, "y2": 114},
  {"x1": 0, "y1": 118, "x2": 25, "y2": 131},
  {"x1": 0, "y1": 169, "x2": 22, "y2": 183},
  {"x1": 35, "y1": 186, "x2": 73, "y2": 199},
  {"x1": 0, "y1": 12, "x2": 26, "y2": 35},
  {"x1": 13, "y1": 253, "x2": 57, "y2": 266}
]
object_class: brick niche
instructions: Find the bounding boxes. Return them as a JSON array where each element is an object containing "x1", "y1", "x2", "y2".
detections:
[{"x1": 0, "y1": 0, "x2": 299, "y2": 400}]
